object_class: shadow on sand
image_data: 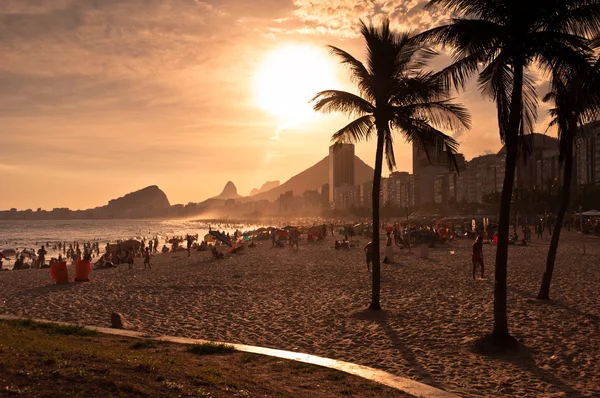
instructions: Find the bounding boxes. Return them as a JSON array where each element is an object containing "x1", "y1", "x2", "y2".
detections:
[
  {"x1": 351, "y1": 309, "x2": 445, "y2": 389},
  {"x1": 16, "y1": 282, "x2": 76, "y2": 297}
]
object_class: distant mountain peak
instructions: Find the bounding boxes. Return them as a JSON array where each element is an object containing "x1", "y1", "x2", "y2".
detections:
[
  {"x1": 241, "y1": 156, "x2": 373, "y2": 202},
  {"x1": 250, "y1": 180, "x2": 280, "y2": 196},
  {"x1": 216, "y1": 181, "x2": 240, "y2": 200}
]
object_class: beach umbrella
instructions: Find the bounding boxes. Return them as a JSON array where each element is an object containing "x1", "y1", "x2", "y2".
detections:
[
  {"x1": 204, "y1": 234, "x2": 215, "y2": 243},
  {"x1": 1, "y1": 249, "x2": 16, "y2": 258},
  {"x1": 21, "y1": 250, "x2": 36, "y2": 259},
  {"x1": 581, "y1": 210, "x2": 600, "y2": 216},
  {"x1": 119, "y1": 239, "x2": 142, "y2": 251}
]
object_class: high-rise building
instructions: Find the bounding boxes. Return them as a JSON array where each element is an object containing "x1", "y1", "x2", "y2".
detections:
[
  {"x1": 329, "y1": 144, "x2": 355, "y2": 208},
  {"x1": 412, "y1": 146, "x2": 463, "y2": 205},
  {"x1": 320, "y1": 183, "x2": 330, "y2": 209},
  {"x1": 387, "y1": 172, "x2": 414, "y2": 207},
  {"x1": 577, "y1": 121, "x2": 600, "y2": 186}
]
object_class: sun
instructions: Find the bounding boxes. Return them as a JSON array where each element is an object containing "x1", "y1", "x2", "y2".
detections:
[{"x1": 254, "y1": 45, "x2": 337, "y2": 124}]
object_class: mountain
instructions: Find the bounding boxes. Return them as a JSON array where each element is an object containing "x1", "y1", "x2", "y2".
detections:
[
  {"x1": 246, "y1": 155, "x2": 374, "y2": 202},
  {"x1": 107, "y1": 185, "x2": 170, "y2": 212},
  {"x1": 214, "y1": 181, "x2": 241, "y2": 200},
  {"x1": 249, "y1": 180, "x2": 280, "y2": 196}
]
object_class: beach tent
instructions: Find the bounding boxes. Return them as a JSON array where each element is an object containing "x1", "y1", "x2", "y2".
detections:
[
  {"x1": 581, "y1": 210, "x2": 600, "y2": 216},
  {"x1": 209, "y1": 230, "x2": 233, "y2": 247}
]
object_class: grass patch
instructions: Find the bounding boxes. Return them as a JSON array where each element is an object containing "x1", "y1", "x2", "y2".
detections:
[
  {"x1": 130, "y1": 339, "x2": 158, "y2": 350},
  {"x1": 0, "y1": 319, "x2": 412, "y2": 397},
  {"x1": 240, "y1": 352, "x2": 260, "y2": 363},
  {"x1": 133, "y1": 361, "x2": 156, "y2": 373},
  {"x1": 324, "y1": 371, "x2": 347, "y2": 381},
  {"x1": 9, "y1": 319, "x2": 97, "y2": 336},
  {"x1": 186, "y1": 342, "x2": 235, "y2": 356},
  {"x1": 188, "y1": 367, "x2": 224, "y2": 387}
]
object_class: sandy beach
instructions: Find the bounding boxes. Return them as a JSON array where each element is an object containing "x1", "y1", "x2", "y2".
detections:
[{"x1": 0, "y1": 231, "x2": 598, "y2": 397}]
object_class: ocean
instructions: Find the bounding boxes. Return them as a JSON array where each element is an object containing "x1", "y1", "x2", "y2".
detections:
[{"x1": 0, "y1": 219, "x2": 259, "y2": 268}]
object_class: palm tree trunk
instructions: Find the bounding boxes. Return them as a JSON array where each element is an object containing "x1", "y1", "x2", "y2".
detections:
[
  {"x1": 369, "y1": 128, "x2": 385, "y2": 311},
  {"x1": 492, "y1": 60, "x2": 523, "y2": 345},
  {"x1": 537, "y1": 136, "x2": 574, "y2": 300}
]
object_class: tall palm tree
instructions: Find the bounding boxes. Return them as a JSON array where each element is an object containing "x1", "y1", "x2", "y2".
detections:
[
  {"x1": 537, "y1": 54, "x2": 600, "y2": 300},
  {"x1": 419, "y1": 0, "x2": 600, "y2": 348},
  {"x1": 312, "y1": 19, "x2": 470, "y2": 310}
]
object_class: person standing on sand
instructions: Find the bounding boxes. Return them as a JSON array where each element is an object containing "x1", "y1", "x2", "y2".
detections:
[
  {"x1": 363, "y1": 241, "x2": 373, "y2": 272},
  {"x1": 186, "y1": 234, "x2": 193, "y2": 257},
  {"x1": 383, "y1": 232, "x2": 393, "y2": 264},
  {"x1": 472, "y1": 235, "x2": 484, "y2": 279},
  {"x1": 536, "y1": 222, "x2": 543, "y2": 240},
  {"x1": 37, "y1": 245, "x2": 46, "y2": 269},
  {"x1": 143, "y1": 247, "x2": 151, "y2": 269}
]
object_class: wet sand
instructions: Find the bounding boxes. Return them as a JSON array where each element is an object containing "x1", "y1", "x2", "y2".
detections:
[{"x1": 1, "y1": 231, "x2": 598, "y2": 397}]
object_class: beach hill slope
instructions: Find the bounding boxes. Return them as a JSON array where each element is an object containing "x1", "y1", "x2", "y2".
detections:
[
  {"x1": 246, "y1": 156, "x2": 374, "y2": 202},
  {"x1": 104, "y1": 185, "x2": 170, "y2": 216}
]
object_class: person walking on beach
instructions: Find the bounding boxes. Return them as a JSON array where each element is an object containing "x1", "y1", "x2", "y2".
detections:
[
  {"x1": 186, "y1": 234, "x2": 193, "y2": 257},
  {"x1": 143, "y1": 247, "x2": 151, "y2": 269},
  {"x1": 363, "y1": 241, "x2": 373, "y2": 272},
  {"x1": 37, "y1": 245, "x2": 46, "y2": 269},
  {"x1": 472, "y1": 235, "x2": 484, "y2": 279}
]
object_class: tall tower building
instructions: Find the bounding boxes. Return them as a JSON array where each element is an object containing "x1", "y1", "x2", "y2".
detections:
[
  {"x1": 329, "y1": 144, "x2": 355, "y2": 207},
  {"x1": 412, "y1": 145, "x2": 446, "y2": 205}
]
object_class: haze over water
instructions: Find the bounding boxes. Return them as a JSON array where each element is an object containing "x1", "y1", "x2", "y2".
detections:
[{"x1": 0, "y1": 219, "x2": 257, "y2": 267}]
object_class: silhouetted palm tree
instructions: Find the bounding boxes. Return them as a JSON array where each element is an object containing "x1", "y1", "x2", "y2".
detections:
[
  {"x1": 538, "y1": 54, "x2": 600, "y2": 300},
  {"x1": 312, "y1": 20, "x2": 470, "y2": 310},
  {"x1": 419, "y1": 0, "x2": 600, "y2": 348}
]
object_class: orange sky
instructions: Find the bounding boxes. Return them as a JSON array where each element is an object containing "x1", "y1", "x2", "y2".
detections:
[{"x1": 0, "y1": 0, "x2": 554, "y2": 210}]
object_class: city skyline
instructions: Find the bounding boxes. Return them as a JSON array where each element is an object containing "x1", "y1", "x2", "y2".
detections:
[{"x1": 0, "y1": 0, "x2": 557, "y2": 211}]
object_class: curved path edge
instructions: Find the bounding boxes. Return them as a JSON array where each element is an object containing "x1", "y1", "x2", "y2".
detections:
[{"x1": 0, "y1": 314, "x2": 458, "y2": 398}]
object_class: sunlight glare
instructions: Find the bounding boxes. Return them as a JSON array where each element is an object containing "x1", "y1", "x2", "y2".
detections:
[{"x1": 254, "y1": 45, "x2": 337, "y2": 125}]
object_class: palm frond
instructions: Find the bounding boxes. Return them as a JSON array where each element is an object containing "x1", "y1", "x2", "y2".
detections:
[
  {"x1": 394, "y1": 100, "x2": 472, "y2": 132},
  {"x1": 393, "y1": 116, "x2": 460, "y2": 172},
  {"x1": 311, "y1": 90, "x2": 375, "y2": 117},
  {"x1": 478, "y1": 54, "x2": 511, "y2": 140},
  {"x1": 390, "y1": 72, "x2": 446, "y2": 105},
  {"x1": 383, "y1": 127, "x2": 397, "y2": 171},
  {"x1": 520, "y1": 73, "x2": 539, "y2": 139},
  {"x1": 330, "y1": 115, "x2": 376, "y2": 144},
  {"x1": 425, "y1": 0, "x2": 507, "y2": 23},
  {"x1": 327, "y1": 46, "x2": 374, "y2": 100},
  {"x1": 416, "y1": 19, "x2": 503, "y2": 60},
  {"x1": 547, "y1": 0, "x2": 600, "y2": 38}
]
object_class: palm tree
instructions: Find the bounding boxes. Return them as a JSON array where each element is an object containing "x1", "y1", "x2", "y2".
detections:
[
  {"x1": 312, "y1": 20, "x2": 470, "y2": 310},
  {"x1": 419, "y1": 0, "x2": 600, "y2": 348},
  {"x1": 537, "y1": 55, "x2": 600, "y2": 300}
]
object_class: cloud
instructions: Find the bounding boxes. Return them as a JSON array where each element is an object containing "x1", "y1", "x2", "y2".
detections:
[{"x1": 288, "y1": 0, "x2": 449, "y2": 37}]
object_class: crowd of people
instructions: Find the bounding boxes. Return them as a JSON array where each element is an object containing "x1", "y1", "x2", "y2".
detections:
[{"x1": 2, "y1": 215, "x2": 596, "y2": 276}]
